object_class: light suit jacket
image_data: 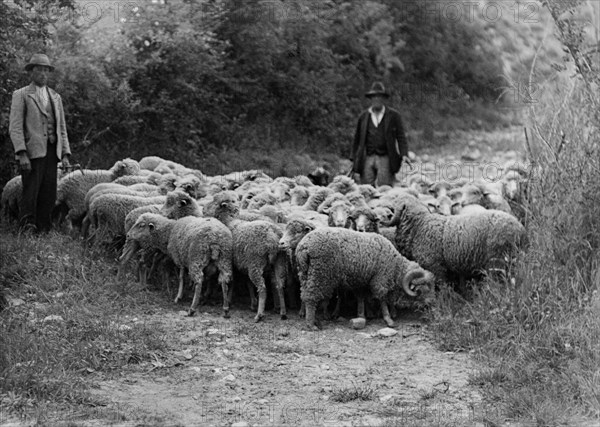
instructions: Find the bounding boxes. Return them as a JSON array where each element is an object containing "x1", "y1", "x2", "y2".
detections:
[{"x1": 9, "y1": 83, "x2": 71, "y2": 160}]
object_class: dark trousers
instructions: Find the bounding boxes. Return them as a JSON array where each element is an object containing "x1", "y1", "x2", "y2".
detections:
[{"x1": 19, "y1": 151, "x2": 59, "y2": 232}]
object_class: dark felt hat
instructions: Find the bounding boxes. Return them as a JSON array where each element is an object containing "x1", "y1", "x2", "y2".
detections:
[
  {"x1": 24, "y1": 54, "x2": 55, "y2": 72},
  {"x1": 365, "y1": 81, "x2": 390, "y2": 98}
]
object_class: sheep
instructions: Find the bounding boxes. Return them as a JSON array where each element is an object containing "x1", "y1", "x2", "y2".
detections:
[
  {"x1": 406, "y1": 173, "x2": 433, "y2": 194},
  {"x1": 139, "y1": 155, "x2": 166, "y2": 171},
  {"x1": 87, "y1": 193, "x2": 166, "y2": 247},
  {"x1": 460, "y1": 183, "x2": 513, "y2": 215},
  {"x1": 289, "y1": 186, "x2": 310, "y2": 206},
  {"x1": 356, "y1": 184, "x2": 382, "y2": 202},
  {"x1": 307, "y1": 167, "x2": 331, "y2": 186},
  {"x1": 349, "y1": 207, "x2": 380, "y2": 233},
  {"x1": 383, "y1": 196, "x2": 528, "y2": 289},
  {"x1": 118, "y1": 204, "x2": 164, "y2": 285},
  {"x1": 246, "y1": 190, "x2": 278, "y2": 211},
  {"x1": 1, "y1": 176, "x2": 22, "y2": 223},
  {"x1": 436, "y1": 195, "x2": 453, "y2": 216},
  {"x1": 269, "y1": 177, "x2": 296, "y2": 202},
  {"x1": 122, "y1": 213, "x2": 233, "y2": 317},
  {"x1": 292, "y1": 227, "x2": 435, "y2": 329},
  {"x1": 428, "y1": 181, "x2": 453, "y2": 198},
  {"x1": 301, "y1": 187, "x2": 335, "y2": 211},
  {"x1": 175, "y1": 174, "x2": 208, "y2": 199},
  {"x1": 325, "y1": 200, "x2": 353, "y2": 228},
  {"x1": 316, "y1": 193, "x2": 347, "y2": 214},
  {"x1": 204, "y1": 191, "x2": 287, "y2": 322},
  {"x1": 80, "y1": 183, "x2": 161, "y2": 238},
  {"x1": 327, "y1": 175, "x2": 358, "y2": 195},
  {"x1": 294, "y1": 175, "x2": 315, "y2": 188},
  {"x1": 345, "y1": 191, "x2": 370, "y2": 209},
  {"x1": 54, "y1": 158, "x2": 141, "y2": 228},
  {"x1": 161, "y1": 190, "x2": 203, "y2": 219}
]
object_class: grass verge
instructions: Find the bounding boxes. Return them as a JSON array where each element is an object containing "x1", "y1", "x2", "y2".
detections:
[{"x1": 0, "y1": 225, "x2": 169, "y2": 422}]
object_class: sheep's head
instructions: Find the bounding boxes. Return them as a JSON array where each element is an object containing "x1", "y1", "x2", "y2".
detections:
[
  {"x1": 357, "y1": 184, "x2": 382, "y2": 201},
  {"x1": 307, "y1": 167, "x2": 331, "y2": 186},
  {"x1": 345, "y1": 191, "x2": 368, "y2": 209},
  {"x1": 125, "y1": 213, "x2": 162, "y2": 245},
  {"x1": 207, "y1": 191, "x2": 240, "y2": 218},
  {"x1": 279, "y1": 219, "x2": 316, "y2": 251},
  {"x1": 112, "y1": 158, "x2": 141, "y2": 178},
  {"x1": 428, "y1": 181, "x2": 452, "y2": 198},
  {"x1": 240, "y1": 188, "x2": 259, "y2": 209},
  {"x1": 325, "y1": 201, "x2": 353, "y2": 228},
  {"x1": 458, "y1": 184, "x2": 485, "y2": 207},
  {"x1": 327, "y1": 175, "x2": 358, "y2": 195},
  {"x1": 158, "y1": 173, "x2": 179, "y2": 195},
  {"x1": 399, "y1": 265, "x2": 436, "y2": 305},
  {"x1": 350, "y1": 207, "x2": 379, "y2": 233},
  {"x1": 372, "y1": 206, "x2": 394, "y2": 224},
  {"x1": 406, "y1": 173, "x2": 432, "y2": 194},
  {"x1": 161, "y1": 190, "x2": 199, "y2": 220},
  {"x1": 436, "y1": 195, "x2": 453, "y2": 216},
  {"x1": 270, "y1": 181, "x2": 293, "y2": 203},
  {"x1": 175, "y1": 175, "x2": 207, "y2": 200},
  {"x1": 290, "y1": 186, "x2": 310, "y2": 206},
  {"x1": 381, "y1": 196, "x2": 428, "y2": 227},
  {"x1": 247, "y1": 191, "x2": 277, "y2": 211}
]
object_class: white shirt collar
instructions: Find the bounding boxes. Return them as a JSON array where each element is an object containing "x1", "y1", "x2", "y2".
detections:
[
  {"x1": 368, "y1": 106, "x2": 385, "y2": 127},
  {"x1": 35, "y1": 85, "x2": 49, "y2": 107}
]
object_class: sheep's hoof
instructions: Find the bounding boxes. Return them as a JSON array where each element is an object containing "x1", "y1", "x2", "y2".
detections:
[
  {"x1": 302, "y1": 323, "x2": 320, "y2": 331},
  {"x1": 281, "y1": 314, "x2": 288, "y2": 320},
  {"x1": 174, "y1": 296, "x2": 181, "y2": 304},
  {"x1": 187, "y1": 309, "x2": 196, "y2": 317},
  {"x1": 385, "y1": 318, "x2": 395, "y2": 328},
  {"x1": 254, "y1": 314, "x2": 264, "y2": 323},
  {"x1": 223, "y1": 310, "x2": 230, "y2": 319}
]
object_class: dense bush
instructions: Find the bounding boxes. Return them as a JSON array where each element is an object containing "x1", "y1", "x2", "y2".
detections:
[{"x1": 0, "y1": 0, "x2": 525, "y2": 187}]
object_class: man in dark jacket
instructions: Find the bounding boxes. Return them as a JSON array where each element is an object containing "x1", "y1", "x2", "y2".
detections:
[
  {"x1": 350, "y1": 82, "x2": 408, "y2": 186},
  {"x1": 9, "y1": 53, "x2": 71, "y2": 232}
]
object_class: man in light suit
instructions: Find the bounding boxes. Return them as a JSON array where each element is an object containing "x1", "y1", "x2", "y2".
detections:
[
  {"x1": 350, "y1": 82, "x2": 409, "y2": 187},
  {"x1": 9, "y1": 53, "x2": 71, "y2": 232}
]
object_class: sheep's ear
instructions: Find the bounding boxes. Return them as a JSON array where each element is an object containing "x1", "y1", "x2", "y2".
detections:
[
  {"x1": 426, "y1": 202, "x2": 437, "y2": 213},
  {"x1": 304, "y1": 225, "x2": 315, "y2": 233},
  {"x1": 220, "y1": 201, "x2": 228, "y2": 207},
  {"x1": 179, "y1": 199, "x2": 189, "y2": 207},
  {"x1": 148, "y1": 222, "x2": 155, "y2": 231}
]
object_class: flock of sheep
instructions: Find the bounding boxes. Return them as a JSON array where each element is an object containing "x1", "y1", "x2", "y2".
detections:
[{"x1": 0, "y1": 155, "x2": 530, "y2": 329}]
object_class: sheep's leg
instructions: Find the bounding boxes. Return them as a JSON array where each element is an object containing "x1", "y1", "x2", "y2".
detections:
[
  {"x1": 248, "y1": 269, "x2": 267, "y2": 323},
  {"x1": 304, "y1": 301, "x2": 320, "y2": 331},
  {"x1": 175, "y1": 267, "x2": 185, "y2": 303},
  {"x1": 331, "y1": 290, "x2": 341, "y2": 319},
  {"x1": 147, "y1": 252, "x2": 161, "y2": 284},
  {"x1": 273, "y1": 256, "x2": 287, "y2": 320},
  {"x1": 246, "y1": 280, "x2": 258, "y2": 311},
  {"x1": 381, "y1": 300, "x2": 395, "y2": 327},
  {"x1": 216, "y1": 259, "x2": 232, "y2": 319},
  {"x1": 322, "y1": 298, "x2": 332, "y2": 320},
  {"x1": 188, "y1": 271, "x2": 204, "y2": 317},
  {"x1": 357, "y1": 296, "x2": 366, "y2": 319},
  {"x1": 298, "y1": 301, "x2": 305, "y2": 317}
]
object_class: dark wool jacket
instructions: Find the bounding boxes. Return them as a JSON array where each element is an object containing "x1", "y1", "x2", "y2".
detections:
[{"x1": 351, "y1": 107, "x2": 408, "y2": 175}]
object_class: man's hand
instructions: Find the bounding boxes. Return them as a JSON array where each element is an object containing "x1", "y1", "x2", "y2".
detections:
[
  {"x1": 61, "y1": 155, "x2": 71, "y2": 169},
  {"x1": 402, "y1": 155, "x2": 414, "y2": 171},
  {"x1": 18, "y1": 152, "x2": 31, "y2": 173}
]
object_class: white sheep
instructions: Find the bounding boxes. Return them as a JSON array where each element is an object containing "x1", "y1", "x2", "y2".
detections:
[
  {"x1": 123, "y1": 213, "x2": 233, "y2": 317},
  {"x1": 292, "y1": 227, "x2": 435, "y2": 330},
  {"x1": 203, "y1": 191, "x2": 287, "y2": 322},
  {"x1": 383, "y1": 196, "x2": 528, "y2": 289},
  {"x1": 54, "y1": 158, "x2": 141, "y2": 228}
]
